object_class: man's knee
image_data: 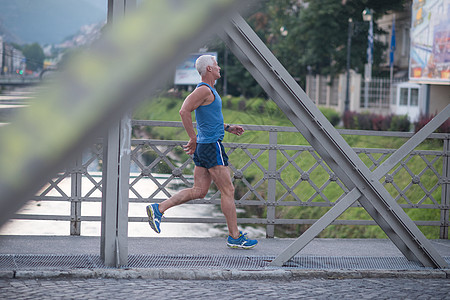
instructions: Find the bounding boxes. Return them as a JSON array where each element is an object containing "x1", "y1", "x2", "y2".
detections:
[
  {"x1": 190, "y1": 186, "x2": 208, "y2": 199},
  {"x1": 221, "y1": 184, "x2": 235, "y2": 199}
]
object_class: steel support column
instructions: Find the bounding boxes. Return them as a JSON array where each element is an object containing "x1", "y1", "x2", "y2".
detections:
[
  {"x1": 101, "y1": 114, "x2": 131, "y2": 267},
  {"x1": 100, "y1": 0, "x2": 136, "y2": 267},
  {"x1": 70, "y1": 153, "x2": 82, "y2": 236},
  {"x1": 219, "y1": 13, "x2": 448, "y2": 268},
  {"x1": 441, "y1": 136, "x2": 450, "y2": 239},
  {"x1": 266, "y1": 130, "x2": 277, "y2": 238}
]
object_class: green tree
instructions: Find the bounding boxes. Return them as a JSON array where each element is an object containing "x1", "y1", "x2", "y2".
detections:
[
  {"x1": 264, "y1": 0, "x2": 406, "y2": 80},
  {"x1": 205, "y1": 0, "x2": 406, "y2": 98},
  {"x1": 21, "y1": 43, "x2": 45, "y2": 72},
  {"x1": 206, "y1": 38, "x2": 265, "y2": 98}
]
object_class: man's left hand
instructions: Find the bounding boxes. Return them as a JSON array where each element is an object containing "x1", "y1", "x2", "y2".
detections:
[{"x1": 228, "y1": 125, "x2": 244, "y2": 136}]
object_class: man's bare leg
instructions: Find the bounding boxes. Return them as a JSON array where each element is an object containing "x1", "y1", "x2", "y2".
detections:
[
  {"x1": 146, "y1": 166, "x2": 211, "y2": 233},
  {"x1": 158, "y1": 166, "x2": 211, "y2": 213},
  {"x1": 208, "y1": 165, "x2": 240, "y2": 239}
]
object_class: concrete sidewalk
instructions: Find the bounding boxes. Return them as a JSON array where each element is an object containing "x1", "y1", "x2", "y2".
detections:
[{"x1": 0, "y1": 236, "x2": 449, "y2": 279}]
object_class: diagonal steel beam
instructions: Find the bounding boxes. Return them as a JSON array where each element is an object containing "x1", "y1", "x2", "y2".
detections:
[
  {"x1": 220, "y1": 13, "x2": 448, "y2": 268},
  {"x1": 270, "y1": 105, "x2": 450, "y2": 267},
  {"x1": 373, "y1": 105, "x2": 450, "y2": 179},
  {"x1": 269, "y1": 188, "x2": 362, "y2": 266}
]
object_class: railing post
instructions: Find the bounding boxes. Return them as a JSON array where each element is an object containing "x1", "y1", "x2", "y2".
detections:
[
  {"x1": 101, "y1": 113, "x2": 131, "y2": 267},
  {"x1": 70, "y1": 153, "x2": 82, "y2": 236},
  {"x1": 440, "y1": 135, "x2": 450, "y2": 239},
  {"x1": 100, "y1": 0, "x2": 136, "y2": 267},
  {"x1": 266, "y1": 129, "x2": 277, "y2": 238}
]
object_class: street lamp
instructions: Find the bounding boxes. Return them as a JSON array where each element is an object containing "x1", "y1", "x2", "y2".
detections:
[
  {"x1": 345, "y1": 18, "x2": 353, "y2": 112},
  {"x1": 362, "y1": 8, "x2": 373, "y2": 109}
]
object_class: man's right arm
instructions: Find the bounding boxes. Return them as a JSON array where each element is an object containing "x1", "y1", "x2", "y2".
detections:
[{"x1": 179, "y1": 87, "x2": 209, "y2": 154}]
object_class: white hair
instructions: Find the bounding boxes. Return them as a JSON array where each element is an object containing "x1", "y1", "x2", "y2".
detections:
[{"x1": 195, "y1": 55, "x2": 216, "y2": 76}]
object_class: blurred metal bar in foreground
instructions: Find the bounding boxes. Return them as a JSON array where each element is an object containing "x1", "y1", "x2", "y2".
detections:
[{"x1": 0, "y1": 0, "x2": 247, "y2": 232}]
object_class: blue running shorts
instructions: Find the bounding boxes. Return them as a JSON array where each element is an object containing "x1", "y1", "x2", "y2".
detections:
[{"x1": 193, "y1": 141, "x2": 229, "y2": 169}]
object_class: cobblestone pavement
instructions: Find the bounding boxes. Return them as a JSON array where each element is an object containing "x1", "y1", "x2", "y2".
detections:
[{"x1": 1, "y1": 278, "x2": 450, "y2": 299}]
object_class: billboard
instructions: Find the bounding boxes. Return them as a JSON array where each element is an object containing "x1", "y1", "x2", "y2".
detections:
[
  {"x1": 174, "y1": 52, "x2": 217, "y2": 85},
  {"x1": 409, "y1": 0, "x2": 450, "y2": 84}
]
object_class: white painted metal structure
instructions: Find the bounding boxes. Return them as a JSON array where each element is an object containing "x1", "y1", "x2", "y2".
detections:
[
  {"x1": 0, "y1": 0, "x2": 448, "y2": 270},
  {"x1": 219, "y1": 13, "x2": 449, "y2": 268}
]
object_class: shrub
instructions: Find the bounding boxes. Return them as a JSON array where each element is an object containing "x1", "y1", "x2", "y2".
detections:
[
  {"x1": 390, "y1": 115, "x2": 411, "y2": 132},
  {"x1": 248, "y1": 98, "x2": 266, "y2": 114},
  {"x1": 319, "y1": 107, "x2": 341, "y2": 126},
  {"x1": 225, "y1": 96, "x2": 240, "y2": 110},
  {"x1": 343, "y1": 111, "x2": 410, "y2": 132},
  {"x1": 415, "y1": 113, "x2": 450, "y2": 133},
  {"x1": 165, "y1": 98, "x2": 178, "y2": 110},
  {"x1": 356, "y1": 113, "x2": 373, "y2": 130},
  {"x1": 439, "y1": 119, "x2": 450, "y2": 133},
  {"x1": 266, "y1": 100, "x2": 283, "y2": 117},
  {"x1": 372, "y1": 114, "x2": 392, "y2": 131},
  {"x1": 181, "y1": 90, "x2": 191, "y2": 99},
  {"x1": 415, "y1": 114, "x2": 433, "y2": 132},
  {"x1": 343, "y1": 111, "x2": 357, "y2": 129},
  {"x1": 238, "y1": 99, "x2": 246, "y2": 111}
]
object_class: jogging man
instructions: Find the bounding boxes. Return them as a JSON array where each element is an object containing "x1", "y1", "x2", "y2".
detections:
[{"x1": 146, "y1": 54, "x2": 257, "y2": 249}]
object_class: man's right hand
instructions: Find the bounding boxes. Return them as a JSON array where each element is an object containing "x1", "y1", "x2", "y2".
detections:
[{"x1": 183, "y1": 138, "x2": 197, "y2": 155}]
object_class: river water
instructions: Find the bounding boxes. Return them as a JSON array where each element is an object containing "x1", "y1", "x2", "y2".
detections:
[
  {"x1": 0, "y1": 175, "x2": 265, "y2": 238},
  {"x1": 0, "y1": 87, "x2": 265, "y2": 238}
]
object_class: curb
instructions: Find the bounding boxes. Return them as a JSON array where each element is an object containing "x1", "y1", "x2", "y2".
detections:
[{"x1": 1, "y1": 268, "x2": 448, "y2": 280}]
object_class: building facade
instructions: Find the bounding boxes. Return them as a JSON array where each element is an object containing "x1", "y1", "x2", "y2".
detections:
[
  {"x1": 0, "y1": 36, "x2": 25, "y2": 75},
  {"x1": 307, "y1": 1, "x2": 449, "y2": 123}
]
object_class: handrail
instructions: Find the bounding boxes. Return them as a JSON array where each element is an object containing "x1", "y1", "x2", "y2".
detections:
[{"x1": 6, "y1": 121, "x2": 449, "y2": 240}]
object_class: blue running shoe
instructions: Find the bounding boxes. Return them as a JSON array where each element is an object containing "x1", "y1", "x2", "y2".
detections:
[
  {"x1": 227, "y1": 231, "x2": 258, "y2": 249},
  {"x1": 146, "y1": 203, "x2": 163, "y2": 234}
]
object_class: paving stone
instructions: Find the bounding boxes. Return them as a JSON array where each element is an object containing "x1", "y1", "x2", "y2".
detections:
[{"x1": 2, "y1": 278, "x2": 450, "y2": 299}]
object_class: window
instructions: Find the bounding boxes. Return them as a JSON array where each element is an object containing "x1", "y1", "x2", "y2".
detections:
[
  {"x1": 410, "y1": 88, "x2": 419, "y2": 106},
  {"x1": 397, "y1": 84, "x2": 421, "y2": 108},
  {"x1": 400, "y1": 88, "x2": 409, "y2": 106}
]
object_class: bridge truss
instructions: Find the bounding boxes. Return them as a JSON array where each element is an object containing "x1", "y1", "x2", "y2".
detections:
[{"x1": 0, "y1": 0, "x2": 448, "y2": 268}]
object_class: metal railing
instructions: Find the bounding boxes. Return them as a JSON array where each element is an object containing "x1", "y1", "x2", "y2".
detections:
[
  {"x1": 359, "y1": 77, "x2": 407, "y2": 109},
  {"x1": 10, "y1": 120, "x2": 450, "y2": 239},
  {"x1": 0, "y1": 75, "x2": 40, "y2": 86}
]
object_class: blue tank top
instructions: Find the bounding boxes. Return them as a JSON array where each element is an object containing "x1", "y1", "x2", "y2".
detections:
[{"x1": 194, "y1": 82, "x2": 224, "y2": 143}]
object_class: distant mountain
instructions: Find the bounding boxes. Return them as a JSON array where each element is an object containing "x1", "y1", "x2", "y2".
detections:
[
  {"x1": 0, "y1": 18, "x2": 22, "y2": 44},
  {"x1": 0, "y1": 0, "x2": 106, "y2": 45}
]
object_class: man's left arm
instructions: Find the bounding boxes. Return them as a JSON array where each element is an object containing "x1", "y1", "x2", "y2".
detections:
[{"x1": 225, "y1": 124, "x2": 244, "y2": 136}]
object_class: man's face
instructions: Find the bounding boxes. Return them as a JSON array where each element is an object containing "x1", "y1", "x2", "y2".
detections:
[{"x1": 210, "y1": 59, "x2": 221, "y2": 79}]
